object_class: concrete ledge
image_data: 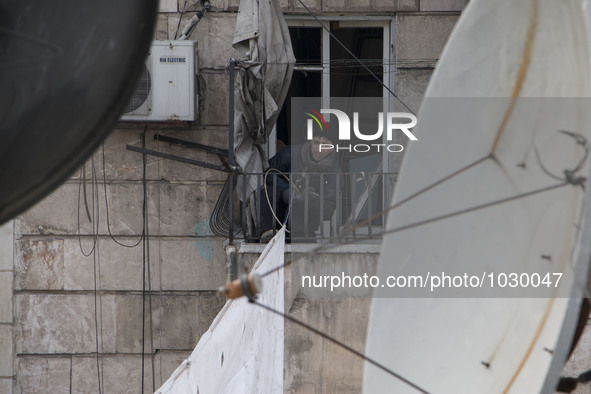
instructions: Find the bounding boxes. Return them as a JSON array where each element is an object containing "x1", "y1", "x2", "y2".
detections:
[{"x1": 238, "y1": 242, "x2": 382, "y2": 254}]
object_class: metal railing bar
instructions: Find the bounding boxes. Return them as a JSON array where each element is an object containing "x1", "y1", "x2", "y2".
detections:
[
  {"x1": 304, "y1": 175, "x2": 310, "y2": 238},
  {"x1": 319, "y1": 173, "x2": 324, "y2": 240},
  {"x1": 242, "y1": 174, "x2": 247, "y2": 239},
  {"x1": 256, "y1": 173, "x2": 261, "y2": 236},
  {"x1": 229, "y1": 172, "x2": 397, "y2": 242},
  {"x1": 336, "y1": 174, "x2": 341, "y2": 241},
  {"x1": 368, "y1": 173, "x2": 373, "y2": 238},
  {"x1": 272, "y1": 173, "x2": 278, "y2": 233}
]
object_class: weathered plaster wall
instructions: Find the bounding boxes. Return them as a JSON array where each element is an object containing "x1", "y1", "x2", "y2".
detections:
[
  {"x1": 0, "y1": 1, "x2": 466, "y2": 393},
  {"x1": 11, "y1": 126, "x2": 229, "y2": 393},
  {"x1": 0, "y1": 222, "x2": 14, "y2": 394},
  {"x1": 283, "y1": 251, "x2": 379, "y2": 393}
]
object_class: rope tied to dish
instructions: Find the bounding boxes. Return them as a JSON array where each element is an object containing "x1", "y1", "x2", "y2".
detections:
[{"x1": 535, "y1": 130, "x2": 589, "y2": 189}]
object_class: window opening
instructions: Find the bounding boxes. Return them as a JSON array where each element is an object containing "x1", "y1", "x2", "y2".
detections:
[{"x1": 272, "y1": 23, "x2": 391, "y2": 240}]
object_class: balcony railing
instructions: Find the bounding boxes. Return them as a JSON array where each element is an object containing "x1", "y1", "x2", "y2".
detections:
[{"x1": 210, "y1": 172, "x2": 397, "y2": 243}]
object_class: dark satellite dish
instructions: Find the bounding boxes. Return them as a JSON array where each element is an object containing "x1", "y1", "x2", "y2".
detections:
[{"x1": 0, "y1": 0, "x2": 158, "y2": 224}]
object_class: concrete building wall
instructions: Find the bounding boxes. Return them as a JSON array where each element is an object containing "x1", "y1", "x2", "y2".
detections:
[
  {"x1": 0, "y1": 222, "x2": 14, "y2": 394},
  {"x1": 283, "y1": 250, "x2": 379, "y2": 393},
  {"x1": 0, "y1": 1, "x2": 469, "y2": 393},
  {"x1": 11, "y1": 126, "x2": 229, "y2": 393}
]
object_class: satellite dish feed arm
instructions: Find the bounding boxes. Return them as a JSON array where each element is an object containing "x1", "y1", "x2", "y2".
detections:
[{"x1": 219, "y1": 274, "x2": 263, "y2": 302}]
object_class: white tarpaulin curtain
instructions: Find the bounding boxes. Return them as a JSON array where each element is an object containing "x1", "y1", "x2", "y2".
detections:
[
  {"x1": 155, "y1": 227, "x2": 285, "y2": 394},
  {"x1": 232, "y1": 0, "x2": 295, "y2": 201}
]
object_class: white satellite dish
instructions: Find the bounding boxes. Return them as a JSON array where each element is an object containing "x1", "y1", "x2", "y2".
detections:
[{"x1": 364, "y1": 0, "x2": 591, "y2": 393}]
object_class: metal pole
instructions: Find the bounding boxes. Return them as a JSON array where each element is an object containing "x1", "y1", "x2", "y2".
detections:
[
  {"x1": 242, "y1": 175, "x2": 247, "y2": 240},
  {"x1": 228, "y1": 59, "x2": 236, "y2": 243},
  {"x1": 229, "y1": 174, "x2": 235, "y2": 244},
  {"x1": 228, "y1": 59, "x2": 236, "y2": 166}
]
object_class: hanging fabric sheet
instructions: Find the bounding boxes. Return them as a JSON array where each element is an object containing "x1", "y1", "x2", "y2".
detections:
[
  {"x1": 231, "y1": 0, "x2": 295, "y2": 203},
  {"x1": 155, "y1": 227, "x2": 285, "y2": 394}
]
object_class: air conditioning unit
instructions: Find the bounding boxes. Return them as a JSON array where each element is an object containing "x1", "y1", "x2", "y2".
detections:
[{"x1": 121, "y1": 40, "x2": 197, "y2": 121}]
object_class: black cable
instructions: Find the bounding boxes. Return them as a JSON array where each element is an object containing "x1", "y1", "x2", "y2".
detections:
[
  {"x1": 251, "y1": 136, "x2": 589, "y2": 393},
  {"x1": 77, "y1": 153, "x2": 104, "y2": 392},
  {"x1": 197, "y1": 73, "x2": 207, "y2": 111},
  {"x1": 102, "y1": 143, "x2": 144, "y2": 248},
  {"x1": 263, "y1": 180, "x2": 569, "y2": 278},
  {"x1": 339, "y1": 155, "x2": 490, "y2": 241},
  {"x1": 174, "y1": 0, "x2": 189, "y2": 40},
  {"x1": 82, "y1": 166, "x2": 92, "y2": 222},
  {"x1": 263, "y1": 174, "x2": 572, "y2": 280},
  {"x1": 94, "y1": 157, "x2": 106, "y2": 393},
  {"x1": 138, "y1": 128, "x2": 157, "y2": 392},
  {"x1": 252, "y1": 300, "x2": 431, "y2": 394},
  {"x1": 97, "y1": 246, "x2": 106, "y2": 392},
  {"x1": 295, "y1": 0, "x2": 415, "y2": 116},
  {"x1": 144, "y1": 135, "x2": 156, "y2": 392},
  {"x1": 69, "y1": 357, "x2": 73, "y2": 394},
  {"x1": 238, "y1": 60, "x2": 404, "y2": 66},
  {"x1": 77, "y1": 167, "x2": 97, "y2": 257},
  {"x1": 534, "y1": 130, "x2": 590, "y2": 186},
  {"x1": 90, "y1": 157, "x2": 103, "y2": 394},
  {"x1": 251, "y1": 183, "x2": 574, "y2": 393},
  {"x1": 261, "y1": 155, "x2": 491, "y2": 277},
  {"x1": 141, "y1": 131, "x2": 147, "y2": 394},
  {"x1": 263, "y1": 168, "x2": 293, "y2": 232},
  {"x1": 379, "y1": 181, "x2": 568, "y2": 238}
]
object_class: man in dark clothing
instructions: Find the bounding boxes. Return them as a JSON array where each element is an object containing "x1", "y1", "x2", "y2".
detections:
[{"x1": 259, "y1": 133, "x2": 340, "y2": 241}]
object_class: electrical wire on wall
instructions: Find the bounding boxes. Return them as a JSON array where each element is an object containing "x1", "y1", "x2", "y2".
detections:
[
  {"x1": 174, "y1": 0, "x2": 189, "y2": 40},
  {"x1": 139, "y1": 129, "x2": 157, "y2": 393},
  {"x1": 77, "y1": 156, "x2": 104, "y2": 394},
  {"x1": 102, "y1": 145, "x2": 144, "y2": 248},
  {"x1": 77, "y1": 126, "x2": 158, "y2": 393}
]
